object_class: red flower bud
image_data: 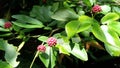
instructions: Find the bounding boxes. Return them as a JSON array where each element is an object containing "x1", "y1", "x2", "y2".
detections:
[
  {"x1": 4, "y1": 22, "x2": 12, "y2": 29},
  {"x1": 92, "y1": 5, "x2": 102, "y2": 13},
  {"x1": 47, "y1": 37, "x2": 57, "y2": 47},
  {"x1": 37, "y1": 45, "x2": 46, "y2": 52}
]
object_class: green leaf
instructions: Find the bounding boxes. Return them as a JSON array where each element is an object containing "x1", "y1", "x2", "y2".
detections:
[
  {"x1": 108, "y1": 21, "x2": 120, "y2": 36},
  {"x1": 38, "y1": 36, "x2": 48, "y2": 42},
  {"x1": 0, "y1": 33, "x2": 12, "y2": 37},
  {"x1": 30, "y1": 6, "x2": 52, "y2": 22},
  {"x1": 71, "y1": 36, "x2": 81, "y2": 43},
  {"x1": 44, "y1": 27, "x2": 52, "y2": 30},
  {"x1": 39, "y1": 45, "x2": 50, "y2": 68},
  {"x1": 113, "y1": 6, "x2": 120, "y2": 15},
  {"x1": 12, "y1": 15, "x2": 43, "y2": 25},
  {"x1": 47, "y1": 20, "x2": 57, "y2": 27},
  {"x1": 0, "y1": 27, "x2": 10, "y2": 32},
  {"x1": 56, "y1": 38, "x2": 71, "y2": 55},
  {"x1": 0, "y1": 60, "x2": 12, "y2": 68},
  {"x1": 71, "y1": 43, "x2": 88, "y2": 61},
  {"x1": 105, "y1": 44, "x2": 120, "y2": 56},
  {"x1": 108, "y1": 29, "x2": 120, "y2": 47},
  {"x1": 77, "y1": 23, "x2": 91, "y2": 33},
  {"x1": 65, "y1": 20, "x2": 80, "y2": 38},
  {"x1": 39, "y1": 45, "x2": 57, "y2": 68},
  {"x1": 13, "y1": 24, "x2": 22, "y2": 32},
  {"x1": 77, "y1": 15, "x2": 92, "y2": 33},
  {"x1": 101, "y1": 25, "x2": 120, "y2": 46},
  {"x1": 0, "y1": 19, "x2": 6, "y2": 27},
  {"x1": 50, "y1": 47, "x2": 57, "y2": 68},
  {"x1": 51, "y1": 2, "x2": 59, "y2": 12},
  {"x1": 0, "y1": 39, "x2": 19, "y2": 67},
  {"x1": 12, "y1": 21, "x2": 44, "y2": 28},
  {"x1": 101, "y1": 25, "x2": 116, "y2": 45},
  {"x1": 51, "y1": 9, "x2": 79, "y2": 21},
  {"x1": 83, "y1": 0, "x2": 95, "y2": 7},
  {"x1": 101, "y1": 13, "x2": 119, "y2": 24},
  {"x1": 56, "y1": 44, "x2": 70, "y2": 55},
  {"x1": 101, "y1": 5, "x2": 111, "y2": 14},
  {"x1": 92, "y1": 23, "x2": 106, "y2": 42},
  {"x1": 78, "y1": 15, "x2": 94, "y2": 24},
  {"x1": 21, "y1": 28, "x2": 35, "y2": 33},
  {"x1": 101, "y1": 25, "x2": 120, "y2": 56}
]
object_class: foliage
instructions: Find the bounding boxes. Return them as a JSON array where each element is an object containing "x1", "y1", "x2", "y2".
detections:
[{"x1": 0, "y1": 0, "x2": 120, "y2": 68}]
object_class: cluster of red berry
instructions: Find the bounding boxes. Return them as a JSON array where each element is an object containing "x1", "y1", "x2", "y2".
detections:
[
  {"x1": 37, "y1": 37, "x2": 57, "y2": 52},
  {"x1": 92, "y1": 5, "x2": 102, "y2": 13},
  {"x1": 4, "y1": 22, "x2": 12, "y2": 29}
]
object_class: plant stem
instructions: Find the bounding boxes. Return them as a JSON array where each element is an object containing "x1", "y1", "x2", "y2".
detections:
[
  {"x1": 17, "y1": 41, "x2": 25, "y2": 52},
  {"x1": 49, "y1": 28, "x2": 60, "y2": 37},
  {"x1": 30, "y1": 51, "x2": 39, "y2": 68}
]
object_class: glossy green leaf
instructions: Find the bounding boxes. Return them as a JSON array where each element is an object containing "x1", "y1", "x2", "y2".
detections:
[
  {"x1": 51, "y1": 2, "x2": 59, "y2": 12},
  {"x1": 50, "y1": 47, "x2": 57, "y2": 68},
  {"x1": 21, "y1": 28, "x2": 35, "y2": 33},
  {"x1": 65, "y1": 20, "x2": 80, "y2": 38},
  {"x1": 77, "y1": 15, "x2": 93, "y2": 33},
  {"x1": 80, "y1": 29, "x2": 91, "y2": 37},
  {"x1": 39, "y1": 45, "x2": 50, "y2": 68},
  {"x1": 83, "y1": 0, "x2": 95, "y2": 7},
  {"x1": 108, "y1": 30, "x2": 120, "y2": 47},
  {"x1": 38, "y1": 36, "x2": 48, "y2": 42},
  {"x1": 101, "y1": 25, "x2": 120, "y2": 56},
  {"x1": 92, "y1": 23, "x2": 106, "y2": 42},
  {"x1": 12, "y1": 24, "x2": 22, "y2": 32},
  {"x1": 12, "y1": 21, "x2": 44, "y2": 28},
  {"x1": 101, "y1": 25, "x2": 120, "y2": 46},
  {"x1": 47, "y1": 20, "x2": 57, "y2": 27},
  {"x1": 39, "y1": 45, "x2": 57, "y2": 68},
  {"x1": 101, "y1": 25, "x2": 116, "y2": 45},
  {"x1": 0, "y1": 27, "x2": 10, "y2": 32},
  {"x1": 0, "y1": 19, "x2": 6, "y2": 27},
  {"x1": 101, "y1": 13, "x2": 119, "y2": 24},
  {"x1": 105, "y1": 44, "x2": 120, "y2": 56},
  {"x1": 101, "y1": 5, "x2": 111, "y2": 14},
  {"x1": 71, "y1": 36, "x2": 81, "y2": 43},
  {"x1": 71, "y1": 43, "x2": 88, "y2": 61},
  {"x1": 0, "y1": 60, "x2": 12, "y2": 68},
  {"x1": 77, "y1": 23, "x2": 91, "y2": 33},
  {"x1": 51, "y1": 9, "x2": 79, "y2": 21},
  {"x1": 113, "y1": 6, "x2": 120, "y2": 15},
  {"x1": 78, "y1": 15, "x2": 94, "y2": 24},
  {"x1": 56, "y1": 38, "x2": 71, "y2": 55},
  {"x1": 56, "y1": 44, "x2": 70, "y2": 55},
  {"x1": 108, "y1": 21, "x2": 120, "y2": 36},
  {"x1": 0, "y1": 39, "x2": 19, "y2": 67},
  {"x1": 12, "y1": 15, "x2": 43, "y2": 25},
  {"x1": 0, "y1": 33, "x2": 12, "y2": 37},
  {"x1": 30, "y1": 6, "x2": 52, "y2": 22}
]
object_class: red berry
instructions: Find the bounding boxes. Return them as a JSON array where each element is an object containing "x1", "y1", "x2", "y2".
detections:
[
  {"x1": 4, "y1": 22, "x2": 12, "y2": 29},
  {"x1": 47, "y1": 37, "x2": 57, "y2": 47},
  {"x1": 37, "y1": 45, "x2": 46, "y2": 52},
  {"x1": 92, "y1": 5, "x2": 102, "y2": 13}
]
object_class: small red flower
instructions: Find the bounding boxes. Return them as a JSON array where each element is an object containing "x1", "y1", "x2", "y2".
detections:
[
  {"x1": 4, "y1": 22, "x2": 12, "y2": 29},
  {"x1": 92, "y1": 5, "x2": 102, "y2": 13},
  {"x1": 37, "y1": 45, "x2": 46, "y2": 52},
  {"x1": 47, "y1": 37, "x2": 57, "y2": 47}
]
